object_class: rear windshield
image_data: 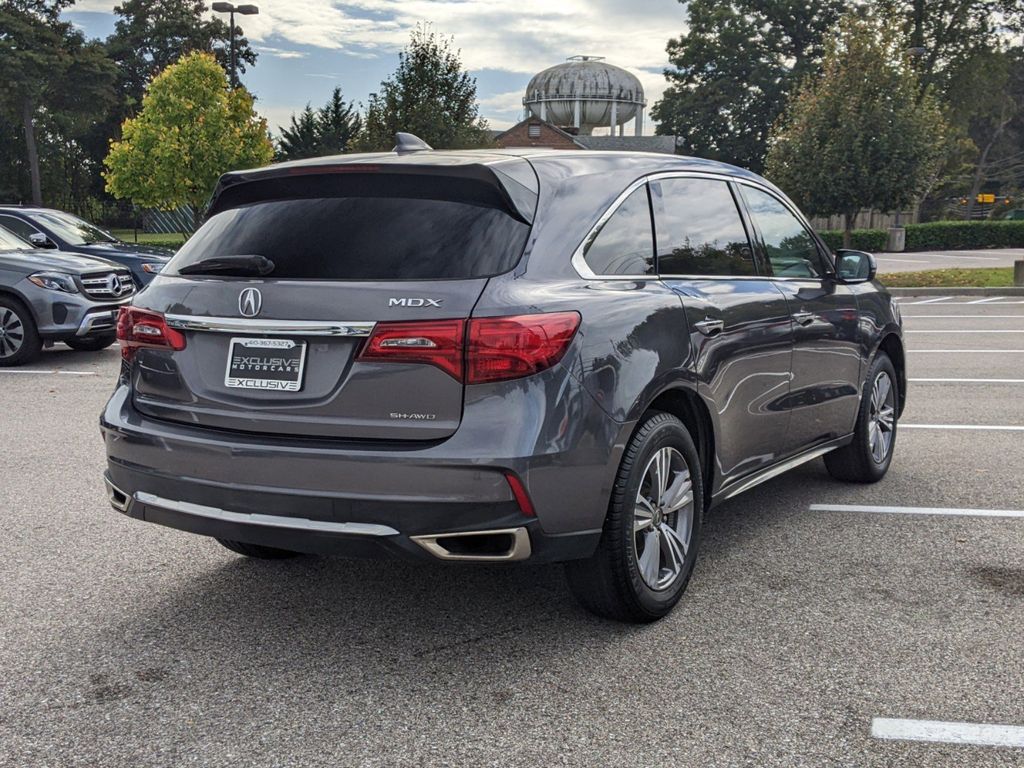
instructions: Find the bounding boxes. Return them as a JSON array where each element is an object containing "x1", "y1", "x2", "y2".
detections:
[{"x1": 166, "y1": 187, "x2": 531, "y2": 281}]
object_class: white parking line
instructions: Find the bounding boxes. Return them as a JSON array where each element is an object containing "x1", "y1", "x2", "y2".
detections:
[
  {"x1": 811, "y1": 504, "x2": 1024, "y2": 518},
  {"x1": 875, "y1": 257, "x2": 930, "y2": 263},
  {"x1": 904, "y1": 296, "x2": 954, "y2": 304},
  {"x1": 0, "y1": 369, "x2": 97, "y2": 376},
  {"x1": 902, "y1": 315, "x2": 1024, "y2": 319},
  {"x1": 909, "y1": 378, "x2": 1024, "y2": 383},
  {"x1": 901, "y1": 424, "x2": 1024, "y2": 431},
  {"x1": 908, "y1": 349, "x2": 1024, "y2": 353},
  {"x1": 871, "y1": 718, "x2": 1024, "y2": 748},
  {"x1": 966, "y1": 296, "x2": 1008, "y2": 304},
  {"x1": 899, "y1": 300, "x2": 1024, "y2": 305},
  {"x1": 905, "y1": 330, "x2": 1024, "y2": 333}
]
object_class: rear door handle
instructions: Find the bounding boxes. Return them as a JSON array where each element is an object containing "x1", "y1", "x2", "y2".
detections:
[
  {"x1": 694, "y1": 319, "x2": 725, "y2": 337},
  {"x1": 792, "y1": 311, "x2": 815, "y2": 326}
]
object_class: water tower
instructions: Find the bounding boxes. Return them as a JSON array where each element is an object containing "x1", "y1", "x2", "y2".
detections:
[{"x1": 523, "y1": 56, "x2": 646, "y2": 136}]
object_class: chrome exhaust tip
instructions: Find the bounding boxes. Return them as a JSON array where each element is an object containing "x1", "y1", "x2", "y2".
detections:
[
  {"x1": 104, "y1": 476, "x2": 132, "y2": 513},
  {"x1": 410, "y1": 527, "x2": 531, "y2": 562}
]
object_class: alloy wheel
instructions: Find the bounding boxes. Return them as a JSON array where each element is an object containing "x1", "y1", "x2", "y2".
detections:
[
  {"x1": 0, "y1": 307, "x2": 25, "y2": 359},
  {"x1": 867, "y1": 371, "x2": 896, "y2": 464},
  {"x1": 632, "y1": 446, "x2": 695, "y2": 591}
]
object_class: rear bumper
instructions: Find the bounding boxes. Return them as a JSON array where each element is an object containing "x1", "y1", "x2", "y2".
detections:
[
  {"x1": 100, "y1": 379, "x2": 624, "y2": 563},
  {"x1": 103, "y1": 471, "x2": 594, "y2": 563}
]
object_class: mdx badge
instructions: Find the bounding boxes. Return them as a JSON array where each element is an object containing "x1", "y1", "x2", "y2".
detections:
[
  {"x1": 239, "y1": 287, "x2": 262, "y2": 317},
  {"x1": 388, "y1": 297, "x2": 443, "y2": 308}
]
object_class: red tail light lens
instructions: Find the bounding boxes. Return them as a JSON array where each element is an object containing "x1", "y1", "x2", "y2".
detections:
[
  {"x1": 357, "y1": 319, "x2": 465, "y2": 380},
  {"x1": 117, "y1": 307, "x2": 186, "y2": 361},
  {"x1": 358, "y1": 312, "x2": 580, "y2": 384},
  {"x1": 505, "y1": 471, "x2": 536, "y2": 516},
  {"x1": 467, "y1": 312, "x2": 580, "y2": 384}
]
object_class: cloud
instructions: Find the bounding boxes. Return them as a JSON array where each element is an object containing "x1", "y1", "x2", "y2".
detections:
[
  {"x1": 72, "y1": 0, "x2": 685, "y2": 132},
  {"x1": 256, "y1": 45, "x2": 308, "y2": 59}
]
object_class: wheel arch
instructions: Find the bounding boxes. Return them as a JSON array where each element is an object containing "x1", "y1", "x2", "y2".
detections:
[
  {"x1": 876, "y1": 331, "x2": 906, "y2": 416},
  {"x1": 644, "y1": 385, "x2": 716, "y2": 508},
  {"x1": 0, "y1": 287, "x2": 39, "y2": 325}
]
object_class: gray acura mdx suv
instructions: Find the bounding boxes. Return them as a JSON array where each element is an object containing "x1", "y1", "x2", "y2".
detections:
[{"x1": 102, "y1": 140, "x2": 905, "y2": 622}]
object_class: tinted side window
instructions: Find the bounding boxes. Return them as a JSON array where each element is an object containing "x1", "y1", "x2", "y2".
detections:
[
  {"x1": 652, "y1": 179, "x2": 755, "y2": 276},
  {"x1": 740, "y1": 187, "x2": 826, "y2": 278},
  {"x1": 0, "y1": 215, "x2": 38, "y2": 242},
  {"x1": 582, "y1": 186, "x2": 655, "y2": 276}
]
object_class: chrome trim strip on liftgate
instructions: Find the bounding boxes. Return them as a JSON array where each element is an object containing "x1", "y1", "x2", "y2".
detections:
[
  {"x1": 164, "y1": 314, "x2": 376, "y2": 337},
  {"x1": 118, "y1": 488, "x2": 400, "y2": 537}
]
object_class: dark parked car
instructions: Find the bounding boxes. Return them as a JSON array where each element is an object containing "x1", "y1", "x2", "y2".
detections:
[
  {"x1": 0, "y1": 224, "x2": 135, "y2": 365},
  {"x1": 0, "y1": 207, "x2": 171, "y2": 287},
  {"x1": 102, "y1": 141, "x2": 905, "y2": 622}
]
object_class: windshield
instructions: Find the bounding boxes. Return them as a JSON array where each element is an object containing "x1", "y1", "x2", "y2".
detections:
[
  {"x1": 0, "y1": 226, "x2": 31, "y2": 251},
  {"x1": 31, "y1": 211, "x2": 119, "y2": 246}
]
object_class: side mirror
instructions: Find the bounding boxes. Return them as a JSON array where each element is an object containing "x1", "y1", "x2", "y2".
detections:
[
  {"x1": 834, "y1": 249, "x2": 876, "y2": 283},
  {"x1": 29, "y1": 233, "x2": 55, "y2": 249}
]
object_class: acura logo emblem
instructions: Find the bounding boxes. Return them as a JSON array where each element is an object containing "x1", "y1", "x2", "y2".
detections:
[{"x1": 239, "y1": 288, "x2": 262, "y2": 318}]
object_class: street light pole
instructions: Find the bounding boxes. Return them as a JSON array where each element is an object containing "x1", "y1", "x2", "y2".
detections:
[{"x1": 211, "y1": 2, "x2": 259, "y2": 89}]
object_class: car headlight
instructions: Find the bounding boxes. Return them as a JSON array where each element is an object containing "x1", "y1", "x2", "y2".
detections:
[
  {"x1": 27, "y1": 271, "x2": 79, "y2": 293},
  {"x1": 141, "y1": 263, "x2": 163, "y2": 274}
]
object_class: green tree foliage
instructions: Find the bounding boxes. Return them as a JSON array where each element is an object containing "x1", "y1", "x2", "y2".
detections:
[
  {"x1": 106, "y1": 0, "x2": 257, "y2": 113},
  {"x1": 277, "y1": 88, "x2": 362, "y2": 160},
  {"x1": 104, "y1": 52, "x2": 274, "y2": 231},
  {"x1": 766, "y1": 14, "x2": 946, "y2": 245},
  {"x1": 0, "y1": 0, "x2": 117, "y2": 205},
  {"x1": 652, "y1": 0, "x2": 847, "y2": 172},
  {"x1": 354, "y1": 26, "x2": 490, "y2": 152},
  {"x1": 316, "y1": 87, "x2": 362, "y2": 155}
]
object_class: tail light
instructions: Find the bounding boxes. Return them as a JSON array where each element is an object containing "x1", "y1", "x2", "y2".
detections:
[
  {"x1": 466, "y1": 312, "x2": 580, "y2": 384},
  {"x1": 358, "y1": 312, "x2": 580, "y2": 384},
  {"x1": 117, "y1": 307, "x2": 187, "y2": 361},
  {"x1": 357, "y1": 319, "x2": 465, "y2": 380}
]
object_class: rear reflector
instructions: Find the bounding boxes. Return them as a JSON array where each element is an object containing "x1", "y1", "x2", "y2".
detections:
[
  {"x1": 358, "y1": 312, "x2": 580, "y2": 384},
  {"x1": 117, "y1": 307, "x2": 187, "y2": 361},
  {"x1": 505, "y1": 472, "x2": 536, "y2": 517}
]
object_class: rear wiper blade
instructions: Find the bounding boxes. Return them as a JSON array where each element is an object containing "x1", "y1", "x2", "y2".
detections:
[{"x1": 178, "y1": 254, "x2": 275, "y2": 276}]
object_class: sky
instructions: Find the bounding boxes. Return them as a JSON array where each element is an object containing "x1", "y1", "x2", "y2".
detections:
[{"x1": 65, "y1": 0, "x2": 687, "y2": 137}]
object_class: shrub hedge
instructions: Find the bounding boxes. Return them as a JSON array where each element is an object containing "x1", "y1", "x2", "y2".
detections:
[
  {"x1": 817, "y1": 229, "x2": 888, "y2": 252},
  {"x1": 818, "y1": 220, "x2": 1024, "y2": 252}
]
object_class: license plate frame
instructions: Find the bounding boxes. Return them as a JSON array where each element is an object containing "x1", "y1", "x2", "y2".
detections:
[{"x1": 224, "y1": 337, "x2": 307, "y2": 392}]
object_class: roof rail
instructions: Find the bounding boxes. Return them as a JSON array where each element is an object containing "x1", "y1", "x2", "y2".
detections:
[{"x1": 393, "y1": 132, "x2": 433, "y2": 154}]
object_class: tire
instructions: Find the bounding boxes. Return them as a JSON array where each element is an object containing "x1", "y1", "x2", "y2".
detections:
[
  {"x1": 216, "y1": 538, "x2": 302, "y2": 559},
  {"x1": 824, "y1": 351, "x2": 899, "y2": 483},
  {"x1": 566, "y1": 411, "x2": 704, "y2": 623},
  {"x1": 65, "y1": 333, "x2": 116, "y2": 352},
  {"x1": 0, "y1": 296, "x2": 42, "y2": 367}
]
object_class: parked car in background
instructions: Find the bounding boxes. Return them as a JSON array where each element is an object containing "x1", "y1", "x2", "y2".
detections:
[
  {"x1": 0, "y1": 224, "x2": 135, "y2": 366},
  {"x1": 101, "y1": 141, "x2": 904, "y2": 623},
  {"x1": 0, "y1": 207, "x2": 171, "y2": 287}
]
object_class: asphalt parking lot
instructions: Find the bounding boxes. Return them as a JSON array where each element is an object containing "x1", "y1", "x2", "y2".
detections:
[
  {"x1": 1, "y1": 299, "x2": 1022, "y2": 767},
  {"x1": 874, "y1": 247, "x2": 1024, "y2": 273}
]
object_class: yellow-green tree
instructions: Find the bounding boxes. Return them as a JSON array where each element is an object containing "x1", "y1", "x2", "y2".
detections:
[{"x1": 104, "y1": 52, "x2": 273, "y2": 231}]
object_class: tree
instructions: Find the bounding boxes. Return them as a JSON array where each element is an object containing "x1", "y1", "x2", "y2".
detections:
[
  {"x1": 651, "y1": 0, "x2": 847, "y2": 172},
  {"x1": 277, "y1": 105, "x2": 320, "y2": 160},
  {"x1": 317, "y1": 87, "x2": 362, "y2": 155},
  {"x1": 104, "y1": 52, "x2": 274, "y2": 232},
  {"x1": 0, "y1": 0, "x2": 117, "y2": 205},
  {"x1": 354, "y1": 26, "x2": 490, "y2": 151},
  {"x1": 106, "y1": 0, "x2": 256, "y2": 113},
  {"x1": 765, "y1": 14, "x2": 946, "y2": 246},
  {"x1": 277, "y1": 88, "x2": 362, "y2": 160}
]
